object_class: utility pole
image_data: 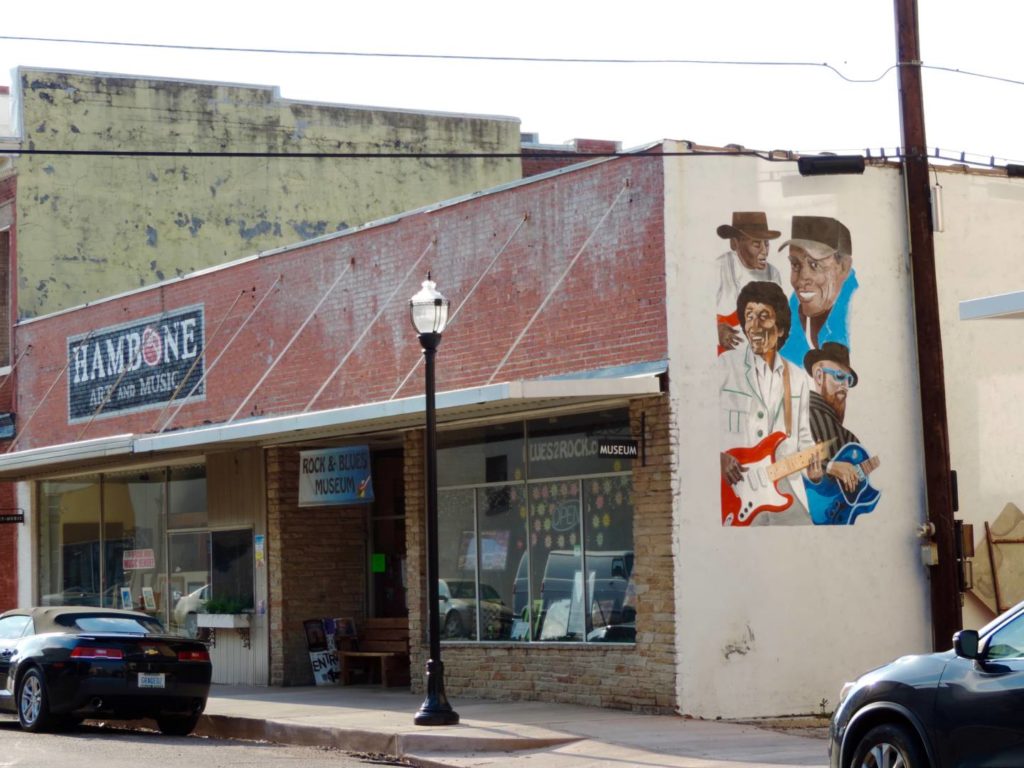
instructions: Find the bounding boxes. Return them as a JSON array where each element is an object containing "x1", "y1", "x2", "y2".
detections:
[{"x1": 894, "y1": 0, "x2": 962, "y2": 648}]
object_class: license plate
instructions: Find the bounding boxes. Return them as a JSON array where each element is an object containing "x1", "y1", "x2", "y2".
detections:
[{"x1": 138, "y1": 672, "x2": 165, "y2": 689}]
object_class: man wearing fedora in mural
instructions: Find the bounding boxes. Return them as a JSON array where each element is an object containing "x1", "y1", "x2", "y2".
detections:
[
  {"x1": 715, "y1": 212, "x2": 783, "y2": 352},
  {"x1": 803, "y1": 342, "x2": 881, "y2": 525},
  {"x1": 777, "y1": 216, "x2": 858, "y2": 367}
]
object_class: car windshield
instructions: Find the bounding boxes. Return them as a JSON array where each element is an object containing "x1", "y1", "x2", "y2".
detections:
[
  {"x1": 447, "y1": 581, "x2": 476, "y2": 599},
  {"x1": 56, "y1": 614, "x2": 165, "y2": 634},
  {"x1": 479, "y1": 584, "x2": 502, "y2": 601}
]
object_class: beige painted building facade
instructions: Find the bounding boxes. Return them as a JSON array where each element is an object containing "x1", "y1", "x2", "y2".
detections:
[{"x1": 7, "y1": 67, "x2": 521, "y2": 318}]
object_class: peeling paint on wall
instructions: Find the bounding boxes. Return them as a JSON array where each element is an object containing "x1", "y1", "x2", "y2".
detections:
[{"x1": 12, "y1": 67, "x2": 522, "y2": 318}]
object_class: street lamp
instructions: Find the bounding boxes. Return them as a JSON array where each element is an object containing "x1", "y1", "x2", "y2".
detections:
[{"x1": 410, "y1": 274, "x2": 459, "y2": 727}]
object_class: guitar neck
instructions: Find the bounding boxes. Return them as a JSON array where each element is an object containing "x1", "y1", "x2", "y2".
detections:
[
  {"x1": 858, "y1": 455, "x2": 880, "y2": 476},
  {"x1": 766, "y1": 441, "x2": 830, "y2": 482}
]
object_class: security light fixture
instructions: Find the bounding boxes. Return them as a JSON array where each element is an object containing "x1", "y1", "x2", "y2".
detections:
[{"x1": 797, "y1": 155, "x2": 866, "y2": 176}]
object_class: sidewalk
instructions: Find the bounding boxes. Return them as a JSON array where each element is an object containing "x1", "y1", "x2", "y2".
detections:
[{"x1": 197, "y1": 684, "x2": 831, "y2": 768}]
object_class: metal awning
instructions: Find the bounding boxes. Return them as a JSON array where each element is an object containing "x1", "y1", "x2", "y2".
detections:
[
  {"x1": 0, "y1": 367, "x2": 664, "y2": 480},
  {"x1": 0, "y1": 434, "x2": 135, "y2": 478},
  {"x1": 960, "y1": 290, "x2": 1024, "y2": 320}
]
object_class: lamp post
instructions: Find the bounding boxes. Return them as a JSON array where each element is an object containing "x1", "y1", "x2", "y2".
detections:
[{"x1": 410, "y1": 275, "x2": 459, "y2": 727}]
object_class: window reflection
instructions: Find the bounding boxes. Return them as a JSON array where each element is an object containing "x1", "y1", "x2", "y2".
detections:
[{"x1": 436, "y1": 410, "x2": 635, "y2": 644}]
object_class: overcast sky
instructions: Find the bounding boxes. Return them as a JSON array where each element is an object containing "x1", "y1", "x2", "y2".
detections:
[{"x1": 2, "y1": 0, "x2": 1022, "y2": 165}]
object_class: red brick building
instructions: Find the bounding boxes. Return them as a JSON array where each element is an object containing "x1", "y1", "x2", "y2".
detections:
[{"x1": 0, "y1": 151, "x2": 677, "y2": 709}]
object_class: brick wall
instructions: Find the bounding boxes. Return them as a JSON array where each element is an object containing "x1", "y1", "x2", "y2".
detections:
[
  {"x1": 405, "y1": 394, "x2": 677, "y2": 713},
  {"x1": 521, "y1": 139, "x2": 621, "y2": 177},
  {"x1": 0, "y1": 169, "x2": 17, "y2": 607},
  {"x1": 11, "y1": 154, "x2": 666, "y2": 451},
  {"x1": 266, "y1": 446, "x2": 368, "y2": 685}
]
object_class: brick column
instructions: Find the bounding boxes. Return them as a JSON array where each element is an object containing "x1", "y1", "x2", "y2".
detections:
[{"x1": 403, "y1": 430, "x2": 427, "y2": 693}]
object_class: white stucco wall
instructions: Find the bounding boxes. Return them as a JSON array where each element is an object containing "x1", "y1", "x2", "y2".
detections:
[
  {"x1": 933, "y1": 169, "x2": 1024, "y2": 629},
  {"x1": 664, "y1": 145, "x2": 932, "y2": 718}
]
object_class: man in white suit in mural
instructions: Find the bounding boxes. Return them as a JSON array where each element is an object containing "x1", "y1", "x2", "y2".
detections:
[{"x1": 719, "y1": 280, "x2": 823, "y2": 526}]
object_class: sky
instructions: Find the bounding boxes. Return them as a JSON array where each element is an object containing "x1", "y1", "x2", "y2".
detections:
[{"x1": 2, "y1": 0, "x2": 1023, "y2": 165}]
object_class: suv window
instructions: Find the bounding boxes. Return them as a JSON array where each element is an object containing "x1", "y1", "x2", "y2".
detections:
[{"x1": 987, "y1": 613, "x2": 1024, "y2": 660}]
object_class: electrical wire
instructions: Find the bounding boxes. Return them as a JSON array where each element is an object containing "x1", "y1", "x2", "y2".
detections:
[{"x1": 3, "y1": 33, "x2": 1024, "y2": 87}]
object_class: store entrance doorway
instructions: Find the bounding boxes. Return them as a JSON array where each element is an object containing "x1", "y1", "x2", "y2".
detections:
[{"x1": 368, "y1": 450, "x2": 406, "y2": 618}]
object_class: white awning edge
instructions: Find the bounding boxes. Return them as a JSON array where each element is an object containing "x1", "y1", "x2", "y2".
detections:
[
  {"x1": 0, "y1": 434, "x2": 134, "y2": 475},
  {"x1": 0, "y1": 373, "x2": 663, "y2": 479},
  {"x1": 960, "y1": 290, "x2": 1024, "y2": 320},
  {"x1": 134, "y1": 374, "x2": 663, "y2": 455}
]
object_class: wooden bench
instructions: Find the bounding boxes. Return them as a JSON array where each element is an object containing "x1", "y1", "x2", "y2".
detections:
[{"x1": 338, "y1": 617, "x2": 410, "y2": 687}]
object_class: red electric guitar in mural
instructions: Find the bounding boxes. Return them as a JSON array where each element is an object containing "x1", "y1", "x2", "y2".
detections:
[{"x1": 721, "y1": 432, "x2": 833, "y2": 526}]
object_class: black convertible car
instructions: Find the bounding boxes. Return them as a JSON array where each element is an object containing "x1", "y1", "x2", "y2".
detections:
[
  {"x1": 830, "y1": 598, "x2": 1024, "y2": 768},
  {"x1": 0, "y1": 606, "x2": 211, "y2": 735}
]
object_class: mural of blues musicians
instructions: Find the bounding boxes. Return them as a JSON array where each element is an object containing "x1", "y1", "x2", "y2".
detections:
[
  {"x1": 714, "y1": 212, "x2": 784, "y2": 354},
  {"x1": 802, "y1": 342, "x2": 881, "y2": 525},
  {"x1": 719, "y1": 280, "x2": 826, "y2": 526},
  {"x1": 777, "y1": 216, "x2": 858, "y2": 367}
]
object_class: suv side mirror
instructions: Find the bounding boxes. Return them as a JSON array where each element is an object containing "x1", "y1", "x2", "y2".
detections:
[{"x1": 954, "y1": 629, "x2": 980, "y2": 660}]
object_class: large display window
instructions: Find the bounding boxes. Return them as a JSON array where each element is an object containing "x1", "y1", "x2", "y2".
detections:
[
  {"x1": 35, "y1": 465, "x2": 260, "y2": 639},
  {"x1": 437, "y1": 409, "x2": 635, "y2": 643}
]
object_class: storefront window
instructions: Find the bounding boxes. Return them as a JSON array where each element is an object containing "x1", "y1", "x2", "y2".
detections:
[
  {"x1": 210, "y1": 529, "x2": 255, "y2": 612},
  {"x1": 168, "y1": 465, "x2": 207, "y2": 529},
  {"x1": 102, "y1": 471, "x2": 166, "y2": 617},
  {"x1": 39, "y1": 478, "x2": 100, "y2": 607},
  {"x1": 37, "y1": 465, "x2": 211, "y2": 638},
  {"x1": 436, "y1": 409, "x2": 634, "y2": 644},
  {"x1": 168, "y1": 531, "x2": 210, "y2": 637}
]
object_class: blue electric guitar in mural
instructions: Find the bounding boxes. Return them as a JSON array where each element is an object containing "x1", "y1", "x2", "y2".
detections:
[
  {"x1": 805, "y1": 443, "x2": 881, "y2": 525},
  {"x1": 721, "y1": 432, "x2": 833, "y2": 526}
]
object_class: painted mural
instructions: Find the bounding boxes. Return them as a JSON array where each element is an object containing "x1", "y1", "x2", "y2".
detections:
[{"x1": 718, "y1": 213, "x2": 881, "y2": 526}]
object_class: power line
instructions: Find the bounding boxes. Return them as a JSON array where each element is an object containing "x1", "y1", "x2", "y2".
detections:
[
  {"x1": 3, "y1": 33, "x2": 1022, "y2": 87},
  {"x1": 5, "y1": 146, "x2": 1021, "y2": 169}
]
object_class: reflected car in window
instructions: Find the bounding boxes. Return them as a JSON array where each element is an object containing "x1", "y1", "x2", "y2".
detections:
[
  {"x1": 439, "y1": 579, "x2": 514, "y2": 640},
  {"x1": 830, "y1": 599, "x2": 1024, "y2": 768},
  {"x1": 0, "y1": 606, "x2": 211, "y2": 735},
  {"x1": 172, "y1": 585, "x2": 209, "y2": 638}
]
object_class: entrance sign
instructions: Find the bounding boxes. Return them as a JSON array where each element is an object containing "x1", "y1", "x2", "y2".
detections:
[
  {"x1": 67, "y1": 305, "x2": 205, "y2": 422},
  {"x1": 299, "y1": 446, "x2": 374, "y2": 506}
]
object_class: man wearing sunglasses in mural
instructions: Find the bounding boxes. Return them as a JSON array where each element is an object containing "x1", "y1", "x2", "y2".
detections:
[
  {"x1": 777, "y1": 216, "x2": 858, "y2": 368},
  {"x1": 714, "y1": 212, "x2": 784, "y2": 352},
  {"x1": 719, "y1": 280, "x2": 828, "y2": 526},
  {"x1": 802, "y1": 342, "x2": 882, "y2": 525}
]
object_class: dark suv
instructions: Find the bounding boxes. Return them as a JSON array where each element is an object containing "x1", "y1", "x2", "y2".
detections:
[{"x1": 830, "y1": 598, "x2": 1024, "y2": 767}]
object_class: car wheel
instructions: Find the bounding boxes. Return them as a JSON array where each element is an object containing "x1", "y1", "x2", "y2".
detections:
[
  {"x1": 443, "y1": 612, "x2": 463, "y2": 639},
  {"x1": 157, "y1": 712, "x2": 201, "y2": 736},
  {"x1": 851, "y1": 723, "x2": 925, "y2": 768},
  {"x1": 185, "y1": 612, "x2": 199, "y2": 639},
  {"x1": 18, "y1": 668, "x2": 53, "y2": 732}
]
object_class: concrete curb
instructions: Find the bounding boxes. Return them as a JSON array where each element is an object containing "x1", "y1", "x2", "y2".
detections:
[{"x1": 195, "y1": 713, "x2": 580, "y2": 758}]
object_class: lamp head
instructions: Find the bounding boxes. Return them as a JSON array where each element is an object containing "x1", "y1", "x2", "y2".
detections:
[{"x1": 410, "y1": 275, "x2": 450, "y2": 336}]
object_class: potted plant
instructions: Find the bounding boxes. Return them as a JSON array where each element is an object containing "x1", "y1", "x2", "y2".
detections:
[{"x1": 196, "y1": 597, "x2": 252, "y2": 629}]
